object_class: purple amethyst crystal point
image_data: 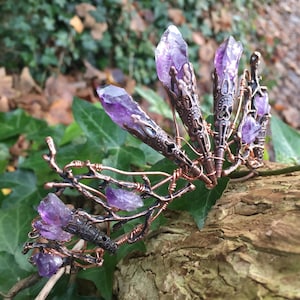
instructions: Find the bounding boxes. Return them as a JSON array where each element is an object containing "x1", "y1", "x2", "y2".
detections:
[
  {"x1": 32, "y1": 252, "x2": 63, "y2": 277},
  {"x1": 97, "y1": 85, "x2": 154, "y2": 134},
  {"x1": 155, "y1": 25, "x2": 189, "y2": 88},
  {"x1": 97, "y1": 85, "x2": 138, "y2": 130},
  {"x1": 106, "y1": 187, "x2": 143, "y2": 211},
  {"x1": 214, "y1": 36, "x2": 243, "y2": 83},
  {"x1": 38, "y1": 193, "x2": 72, "y2": 227},
  {"x1": 241, "y1": 115, "x2": 261, "y2": 144},
  {"x1": 254, "y1": 92, "x2": 270, "y2": 117},
  {"x1": 33, "y1": 219, "x2": 72, "y2": 242}
]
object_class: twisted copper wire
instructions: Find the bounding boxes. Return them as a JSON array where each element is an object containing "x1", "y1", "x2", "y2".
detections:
[{"x1": 25, "y1": 50, "x2": 269, "y2": 270}]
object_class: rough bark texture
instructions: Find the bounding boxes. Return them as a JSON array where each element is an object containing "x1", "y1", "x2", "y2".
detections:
[{"x1": 113, "y1": 167, "x2": 300, "y2": 300}]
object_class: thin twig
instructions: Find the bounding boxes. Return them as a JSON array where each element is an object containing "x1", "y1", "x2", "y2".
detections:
[
  {"x1": 1, "y1": 273, "x2": 41, "y2": 300},
  {"x1": 35, "y1": 240, "x2": 85, "y2": 300},
  {"x1": 229, "y1": 164, "x2": 300, "y2": 180}
]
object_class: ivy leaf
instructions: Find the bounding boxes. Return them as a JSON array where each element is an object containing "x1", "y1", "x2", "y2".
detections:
[
  {"x1": 169, "y1": 177, "x2": 229, "y2": 228},
  {"x1": 0, "y1": 169, "x2": 38, "y2": 208},
  {"x1": 0, "y1": 188, "x2": 40, "y2": 293},
  {"x1": 77, "y1": 254, "x2": 117, "y2": 300},
  {"x1": 102, "y1": 146, "x2": 146, "y2": 179},
  {"x1": 271, "y1": 115, "x2": 300, "y2": 163},
  {"x1": 125, "y1": 131, "x2": 163, "y2": 166},
  {"x1": 72, "y1": 98, "x2": 127, "y2": 150},
  {"x1": 0, "y1": 143, "x2": 10, "y2": 173},
  {"x1": 150, "y1": 155, "x2": 229, "y2": 229},
  {"x1": 0, "y1": 109, "x2": 48, "y2": 142},
  {"x1": 0, "y1": 252, "x2": 33, "y2": 294},
  {"x1": 0, "y1": 189, "x2": 39, "y2": 255},
  {"x1": 21, "y1": 138, "x2": 106, "y2": 185},
  {"x1": 135, "y1": 85, "x2": 173, "y2": 120},
  {"x1": 60, "y1": 122, "x2": 83, "y2": 145}
]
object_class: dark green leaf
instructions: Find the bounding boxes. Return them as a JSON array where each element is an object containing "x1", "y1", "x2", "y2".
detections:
[
  {"x1": 150, "y1": 155, "x2": 229, "y2": 229},
  {"x1": 72, "y1": 98, "x2": 127, "y2": 150},
  {"x1": 102, "y1": 146, "x2": 145, "y2": 178},
  {"x1": 60, "y1": 122, "x2": 83, "y2": 145},
  {"x1": 0, "y1": 190, "x2": 41, "y2": 295},
  {"x1": 0, "y1": 252, "x2": 33, "y2": 294},
  {"x1": 21, "y1": 140, "x2": 106, "y2": 185},
  {"x1": 0, "y1": 197, "x2": 38, "y2": 254},
  {"x1": 271, "y1": 115, "x2": 300, "y2": 163},
  {"x1": 116, "y1": 241, "x2": 146, "y2": 262},
  {"x1": 135, "y1": 85, "x2": 173, "y2": 120},
  {"x1": 0, "y1": 143, "x2": 10, "y2": 173},
  {"x1": 0, "y1": 109, "x2": 46, "y2": 141},
  {"x1": 77, "y1": 254, "x2": 117, "y2": 300},
  {"x1": 0, "y1": 170, "x2": 38, "y2": 208},
  {"x1": 125, "y1": 134, "x2": 163, "y2": 166},
  {"x1": 169, "y1": 177, "x2": 229, "y2": 228}
]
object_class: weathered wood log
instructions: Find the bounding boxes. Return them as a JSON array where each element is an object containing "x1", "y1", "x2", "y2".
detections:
[{"x1": 113, "y1": 167, "x2": 300, "y2": 299}]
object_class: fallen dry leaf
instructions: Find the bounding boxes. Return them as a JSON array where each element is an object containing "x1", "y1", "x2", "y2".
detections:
[
  {"x1": 43, "y1": 74, "x2": 89, "y2": 125},
  {"x1": 15, "y1": 93, "x2": 48, "y2": 117},
  {"x1": 211, "y1": 8, "x2": 232, "y2": 33},
  {"x1": 75, "y1": 3, "x2": 96, "y2": 18},
  {"x1": 192, "y1": 31, "x2": 205, "y2": 46},
  {"x1": 18, "y1": 67, "x2": 42, "y2": 94},
  {"x1": 168, "y1": 8, "x2": 186, "y2": 25},
  {"x1": 83, "y1": 60, "x2": 106, "y2": 81},
  {"x1": 0, "y1": 67, "x2": 20, "y2": 110},
  {"x1": 83, "y1": 12, "x2": 96, "y2": 28},
  {"x1": 125, "y1": 77, "x2": 136, "y2": 95},
  {"x1": 0, "y1": 67, "x2": 5, "y2": 77},
  {"x1": 75, "y1": 3, "x2": 107, "y2": 40},
  {"x1": 198, "y1": 39, "x2": 217, "y2": 63},
  {"x1": 46, "y1": 98, "x2": 73, "y2": 125},
  {"x1": 10, "y1": 134, "x2": 30, "y2": 158},
  {"x1": 91, "y1": 22, "x2": 108, "y2": 40},
  {"x1": 44, "y1": 75, "x2": 75, "y2": 105},
  {"x1": 70, "y1": 15, "x2": 84, "y2": 33},
  {"x1": 130, "y1": 10, "x2": 146, "y2": 33},
  {"x1": 273, "y1": 103, "x2": 287, "y2": 112},
  {"x1": 282, "y1": 106, "x2": 300, "y2": 128},
  {"x1": 0, "y1": 96, "x2": 9, "y2": 112}
]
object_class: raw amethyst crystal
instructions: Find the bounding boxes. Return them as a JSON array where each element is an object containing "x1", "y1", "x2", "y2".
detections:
[
  {"x1": 241, "y1": 115, "x2": 261, "y2": 144},
  {"x1": 254, "y1": 91, "x2": 270, "y2": 117},
  {"x1": 33, "y1": 219, "x2": 72, "y2": 242},
  {"x1": 32, "y1": 252, "x2": 63, "y2": 277},
  {"x1": 34, "y1": 193, "x2": 73, "y2": 241},
  {"x1": 38, "y1": 193, "x2": 72, "y2": 227},
  {"x1": 106, "y1": 187, "x2": 143, "y2": 211},
  {"x1": 97, "y1": 85, "x2": 197, "y2": 173},
  {"x1": 155, "y1": 25, "x2": 189, "y2": 89},
  {"x1": 97, "y1": 85, "x2": 155, "y2": 136},
  {"x1": 214, "y1": 36, "x2": 243, "y2": 84}
]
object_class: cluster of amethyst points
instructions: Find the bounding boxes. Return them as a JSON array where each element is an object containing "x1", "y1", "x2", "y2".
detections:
[
  {"x1": 31, "y1": 189, "x2": 142, "y2": 277},
  {"x1": 30, "y1": 193, "x2": 71, "y2": 277},
  {"x1": 28, "y1": 25, "x2": 271, "y2": 278},
  {"x1": 98, "y1": 25, "x2": 269, "y2": 158},
  {"x1": 241, "y1": 91, "x2": 270, "y2": 144},
  {"x1": 212, "y1": 34, "x2": 270, "y2": 145}
]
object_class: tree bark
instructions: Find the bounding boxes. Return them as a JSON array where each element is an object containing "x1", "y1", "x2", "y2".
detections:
[{"x1": 113, "y1": 165, "x2": 300, "y2": 300}]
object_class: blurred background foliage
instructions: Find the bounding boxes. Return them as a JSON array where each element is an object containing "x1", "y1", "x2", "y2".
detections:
[
  {"x1": 1, "y1": 0, "x2": 300, "y2": 299},
  {"x1": 0, "y1": 0, "x2": 274, "y2": 86}
]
